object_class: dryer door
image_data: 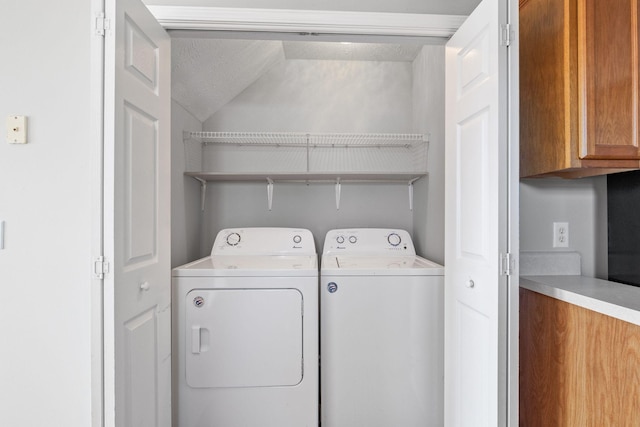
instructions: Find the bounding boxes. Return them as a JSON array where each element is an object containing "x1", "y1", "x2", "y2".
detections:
[{"x1": 185, "y1": 288, "x2": 303, "y2": 388}]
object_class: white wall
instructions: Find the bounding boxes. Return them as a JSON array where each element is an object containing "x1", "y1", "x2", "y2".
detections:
[
  {"x1": 0, "y1": 1, "x2": 95, "y2": 425},
  {"x1": 171, "y1": 101, "x2": 203, "y2": 267},
  {"x1": 201, "y1": 182, "x2": 414, "y2": 255},
  {"x1": 198, "y1": 58, "x2": 416, "y2": 255},
  {"x1": 412, "y1": 45, "x2": 445, "y2": 265},
  {"x1": 520, "y1": 176, "x2": 608, "y2": 278}
]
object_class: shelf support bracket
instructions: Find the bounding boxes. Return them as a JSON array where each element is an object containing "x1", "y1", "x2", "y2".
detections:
[
  {"x1": 408, "y1": 178, "x2": 420, "y2": 211},
  {"x1": 195, "y1": 177, "x2": 207, "y2": 211},
  {"x1": 266, "y1": 178, "x2": 274, "y2": 211},
  {"x1": 335, "y1": 178, "x2": 341, "y2": 210}
]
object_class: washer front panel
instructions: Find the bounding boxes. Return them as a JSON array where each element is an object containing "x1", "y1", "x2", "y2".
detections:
[{"x1": 320, "y1": 274, "x2": 444, "y2": 426}]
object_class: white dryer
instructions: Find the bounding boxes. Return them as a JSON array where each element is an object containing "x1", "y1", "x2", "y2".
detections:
[
  {"x1": 172, "y1": 227, "x2": 318, "y2": 427},
  {"x1": 320, "y1": 228, "x2": 444, "y2": 427}
]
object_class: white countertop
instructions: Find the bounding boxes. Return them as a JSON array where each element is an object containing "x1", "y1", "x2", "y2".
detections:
[{"x1": 520, "y1": 275, "x2": 640, "y2": 326}]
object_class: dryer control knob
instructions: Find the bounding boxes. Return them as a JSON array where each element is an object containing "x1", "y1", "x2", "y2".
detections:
[
  {"x1": 349, "y1": 235, "x2": 357, "y2": 244},
  {"x1": 336, "y1": 235, "x2": 345, "y2": 244},
  {"x1": 388, "y1": 232, "x2": 402, "y2": 246},
  {"x1": 293, "y1": 235, "x2": 302, "y2": 244},
  {"x1": 226, "y1": 232, "x2": 241, "y2": 246}
]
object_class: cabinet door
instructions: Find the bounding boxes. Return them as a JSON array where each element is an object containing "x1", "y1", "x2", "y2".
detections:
[
  {"x1": 519, "y1": 0, "x2": 576, "y2": 177},
  {"x1": 520, "y1": 288, "x2": 640, "y2": 424},
  {"x1": 580, "y1": 0, "x2": 640, "y2": 160}
]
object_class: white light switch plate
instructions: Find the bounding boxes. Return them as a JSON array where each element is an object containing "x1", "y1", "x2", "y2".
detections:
[{"x1": 7, "y1": 115, "x2": 27, "y2": 144}]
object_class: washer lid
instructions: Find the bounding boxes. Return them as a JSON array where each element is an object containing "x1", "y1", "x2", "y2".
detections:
[
  {"x1": 321, "y1": 255, "x2": 443, "y2": 276},
  {"x1": 172, "y1": 255, "x2": 318, "y2": 277}
]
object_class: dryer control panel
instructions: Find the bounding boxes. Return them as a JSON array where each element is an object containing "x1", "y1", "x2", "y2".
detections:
[
  {"x1": 323, "y1": 228, "x2": 416, "y2": 256},
  {"x1": 212, "y1": 227, "x2": 316, "y2": 256}
]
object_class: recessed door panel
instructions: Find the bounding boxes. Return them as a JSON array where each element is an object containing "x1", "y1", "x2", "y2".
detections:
[
  {"x1": 458, "y1": 108, "x2": 490, "y2": 261},
  {"x1": 124, "y1": 102, "x2": 157, "y2": 266},
  {"x1": 457, "y1": 26, "x2": 491, "y2": 98},
  {"x1": 123, "y1": 308, "x2": 158, "y2": 427},
  {"x1": 125, "y1": 15, "x2": 158, "y2": 91},
  {"x1": 186, "y1": 288, "x2": 303, "y2": 388}
]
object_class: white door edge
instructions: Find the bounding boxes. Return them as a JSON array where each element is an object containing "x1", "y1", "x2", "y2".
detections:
[
  {"x1": 90, "y1": 0, "x2": 106, "y2": 426},
  {"x1": 506, "y1": 0, "x2": 520, "y2": 424}
]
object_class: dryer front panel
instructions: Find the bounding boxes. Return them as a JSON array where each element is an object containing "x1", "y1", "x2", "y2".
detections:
[{"x1": 186, "y1": 288, "x2": 303, "y2": 388}]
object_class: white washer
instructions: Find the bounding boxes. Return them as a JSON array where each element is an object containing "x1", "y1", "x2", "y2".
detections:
[
  {"x1": 172, "y1": 227, "x2": 318, "y2": 427},
  {"x1": 320, "y1": 228, "x2": 444, "y2": 427}
]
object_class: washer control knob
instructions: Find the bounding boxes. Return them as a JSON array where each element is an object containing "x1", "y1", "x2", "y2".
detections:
[
  {"x1": 348, "y1": 235, "x2": 357, "y2": 244},
  {"x1": 336, "y1": 235, "x2": 345, "y2": 244},
  {"x1": 226, "y1": 232, "x2": 241, "y2": 246},
  {"x1": 388, "y1": 233, "x2": 402, "y2": 247},
  {"x1": 293, "y1": 235, "x2": 302, "y2": 244}
]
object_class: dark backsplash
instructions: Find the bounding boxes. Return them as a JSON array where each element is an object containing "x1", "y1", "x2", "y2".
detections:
[{"x1": 608, "y1": 169, "x2": 640, "y2": 287}]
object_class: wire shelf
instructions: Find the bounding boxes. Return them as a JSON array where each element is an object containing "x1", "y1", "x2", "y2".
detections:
[
  {"x1": 183, "y1": 131, "x2": 429, "y2": 176},
  {"x1": 186, "y1": 131, "x2": 428, "y2": 148}
]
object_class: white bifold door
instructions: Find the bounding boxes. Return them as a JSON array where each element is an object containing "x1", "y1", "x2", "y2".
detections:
[
  {"x1": 99, "y1": 0, "x2": 518, "y2": 425},
  {"x1": 445, "y1": 0, "x2": 517, "y2": 426},
  {"x1": 103, "y1": 0, "x2": 171, "y2": 425}
]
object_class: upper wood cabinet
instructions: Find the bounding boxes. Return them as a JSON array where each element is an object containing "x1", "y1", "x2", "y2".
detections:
[{"x1": 520, "y1": 0, "x2": 640, "y2": 178}]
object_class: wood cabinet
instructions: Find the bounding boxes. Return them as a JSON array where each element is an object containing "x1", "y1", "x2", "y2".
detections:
[
  {"x1": 519, "y1": 288, "x2": 640, "y2": 425},
  {"x1": 520, "y1": 0, "x2": 640, "y2": 178}
]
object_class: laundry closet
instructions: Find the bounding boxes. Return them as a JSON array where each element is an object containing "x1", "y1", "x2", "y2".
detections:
[{"x1": 168, "y1": 34, "x2": 447, "y2": 267}]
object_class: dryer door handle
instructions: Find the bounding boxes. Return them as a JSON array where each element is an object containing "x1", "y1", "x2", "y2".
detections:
[{"x1": 192, "y1": 325, "x2": 201, "y2": 354}]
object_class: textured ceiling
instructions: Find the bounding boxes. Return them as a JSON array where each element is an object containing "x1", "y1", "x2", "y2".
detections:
[
  {"x1": 172, "y1": 38, "x2": 425, "y2": 122},
  {"x1": 166, "y1": 0, "x2": 475, "y2": 122},
  {"x1": 172, "y1": 38, "x2": 285, "y2": 122}
]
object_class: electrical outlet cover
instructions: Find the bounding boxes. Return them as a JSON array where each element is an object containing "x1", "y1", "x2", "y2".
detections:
[{"x1": 553, "y1": 222, "x2": 569, "y2": 248}]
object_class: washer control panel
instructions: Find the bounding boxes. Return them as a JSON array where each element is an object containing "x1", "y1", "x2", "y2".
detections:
[
  {"x1": 323, "y1": 228, "x2": 416, "y2": 255},
  {"x1": 212, "y1": 227, "x2": 315, "y2": 255}
]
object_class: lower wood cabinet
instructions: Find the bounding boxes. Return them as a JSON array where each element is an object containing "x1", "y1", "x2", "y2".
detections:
[{"x1": 519, "y1": 288, "x2": 640, "y2": 426}]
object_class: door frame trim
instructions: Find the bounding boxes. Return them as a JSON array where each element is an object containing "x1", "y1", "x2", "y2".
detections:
[{"x1": 147, "y1": 5, "x2": 466, "y2": 38}]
